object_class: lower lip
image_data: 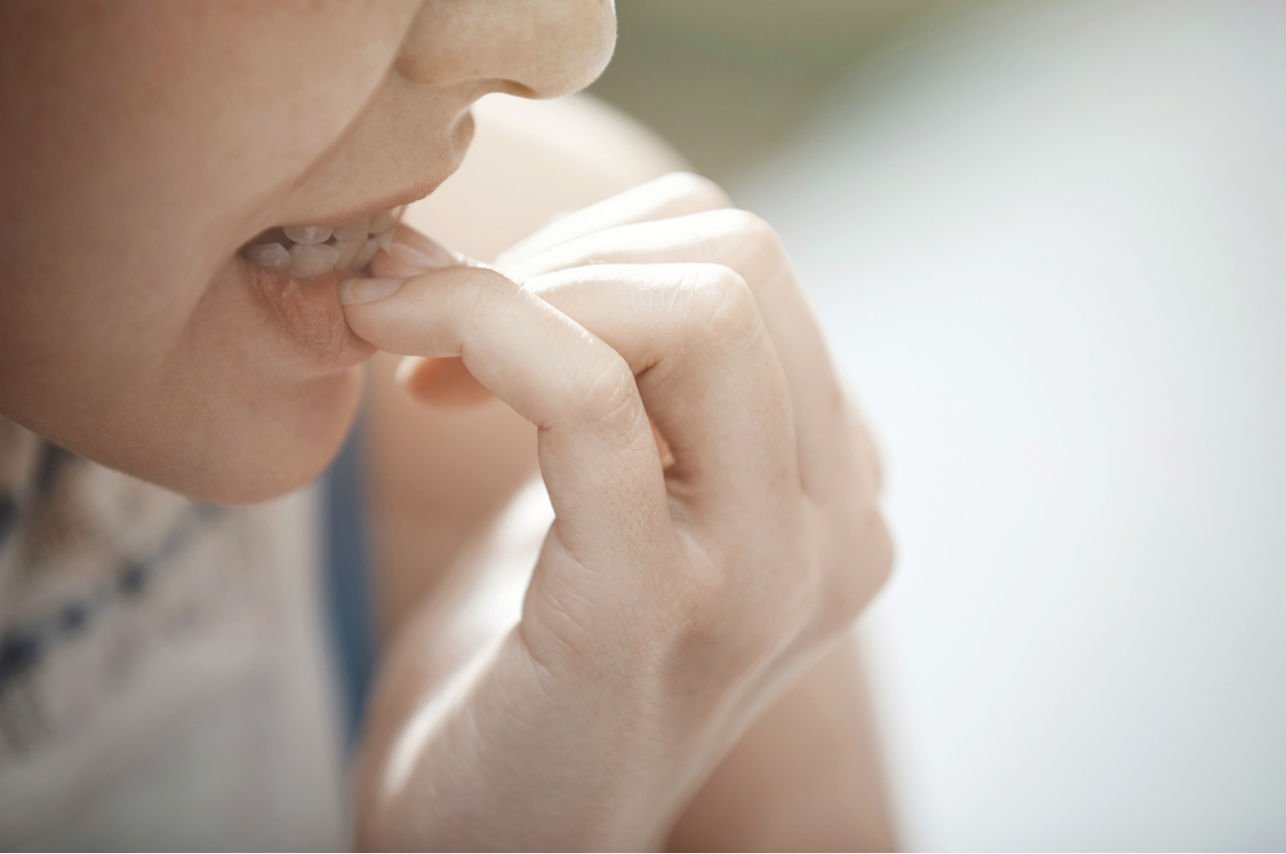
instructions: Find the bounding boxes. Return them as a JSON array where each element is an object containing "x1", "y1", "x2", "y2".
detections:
[
  {"x1": 238, "y1": 257, "x2": 376, "y2": 372},
  {"x1": 230, "y1": 115, "x2": 473, "y2": 373}
]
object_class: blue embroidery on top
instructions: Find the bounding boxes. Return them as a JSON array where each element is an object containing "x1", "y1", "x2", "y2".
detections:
[{"x1": 0, "y1": 502, "x2": 224, "y2": 753}]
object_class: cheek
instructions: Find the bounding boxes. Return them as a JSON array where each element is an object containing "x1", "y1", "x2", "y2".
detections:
[
  {"x1": 1, "y1": 2, "x2": 413, "y2": 500},
  {"x1": 108, "y1": 265, "x2": 370, "y2": 503}
]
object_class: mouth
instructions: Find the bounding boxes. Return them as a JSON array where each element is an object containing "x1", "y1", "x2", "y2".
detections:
[
  {"x1": 238, "y1": 111, "x2": 474, "y2": 281},
  {"x1": 229, "y1": 201, "x2": 409, "y2": 372},
  {"x1": 231, "y1": 115, "x2": 473, "y2": 373},
  {"x1": 239, "y1": 203, "x2": 405, "y2": 279},
  {"x1": 237, "y1": 180, "x2": 460, "y2": 372}
]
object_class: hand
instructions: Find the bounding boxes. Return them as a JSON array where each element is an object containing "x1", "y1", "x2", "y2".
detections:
[{"x1": 342, "y1": 172, "x2": 892, "y2": 849}]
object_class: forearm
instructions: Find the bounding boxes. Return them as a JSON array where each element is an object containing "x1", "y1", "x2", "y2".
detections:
[
  {"x1": 666, "y1": 636, "x2": 899, "y2": 851},
  {"x1": 357, "y1": 626, "x2": 896, "y2": 851},
  {"x1": 355, "y1": 628, "x2": 712, "y2": 850}
]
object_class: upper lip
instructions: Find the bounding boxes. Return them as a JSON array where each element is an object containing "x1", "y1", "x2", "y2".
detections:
[
  {"x1": 317, "y1": 111, "x2": 474, "y2": 226},
  {"x1": 235, "y1": 166, "x2": 454, "y2": 255},
  {"x1": 241, "y1": 111, "x2": 475, "y2": 248},
  {"x1": 310, "y1": 172, "x2": 452, "y2": 227}
]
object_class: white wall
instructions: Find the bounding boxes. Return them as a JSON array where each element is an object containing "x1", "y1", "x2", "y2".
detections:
[{"x1": 740, "y1": 1, "x2": 1286, "y2": 848}]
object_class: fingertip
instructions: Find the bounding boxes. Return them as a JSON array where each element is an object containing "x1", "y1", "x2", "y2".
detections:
[
  {"x1": 370, "y1": 224, "x2": 466, "y2": 279},
  {"x1": 369, "y1": 249, "x2": 422, "y2": 280}
]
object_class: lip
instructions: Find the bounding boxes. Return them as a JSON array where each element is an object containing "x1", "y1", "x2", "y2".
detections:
[
  {"x1": 234, "y1": 114, "x2": 475, "y2": 373},
  {"x1": 238, "y1": 259, "x2": 376, "y2": 372},
  {"x1": 304, "y1": 177, "x2": 443, "y2": 231},
  {"x1": 275, "y1": 112, "x2": 475, "y2": 232}
]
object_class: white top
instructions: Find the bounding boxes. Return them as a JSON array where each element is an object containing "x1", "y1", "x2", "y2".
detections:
[{"x1": 0, "y1": 418, "x2": 347, "y2": 849}]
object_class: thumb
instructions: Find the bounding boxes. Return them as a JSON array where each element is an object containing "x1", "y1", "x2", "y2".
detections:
[{"x1": 395, "y1": 355, "x2": 494, "y2": 406}]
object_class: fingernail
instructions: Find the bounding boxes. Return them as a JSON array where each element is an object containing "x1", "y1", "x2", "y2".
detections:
[
  {"x1": 340, "y1": 277, "x2": 404, "y2": 306},
  {"x1": 388, "y1": 236, "x2": 457, "y2": 269}
]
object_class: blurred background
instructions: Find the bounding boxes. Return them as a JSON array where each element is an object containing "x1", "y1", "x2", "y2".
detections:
[{"x1": 592, "y1": 0, "x2": 1285, "y2": 849}]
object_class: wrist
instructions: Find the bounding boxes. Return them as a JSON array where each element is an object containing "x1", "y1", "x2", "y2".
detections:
[{"x1": 357, "y1": 628, "x2": 699, "y2": 849}]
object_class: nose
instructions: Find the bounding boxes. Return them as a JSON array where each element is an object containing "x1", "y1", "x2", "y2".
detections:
[{"x1": 396, "y1": 0, "x2": 617, "y2": 100}]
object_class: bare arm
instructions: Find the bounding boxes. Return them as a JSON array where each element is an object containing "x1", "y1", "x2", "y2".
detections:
[{"x1": 666, "y1": 639, "x2": 898, "y2": 851}]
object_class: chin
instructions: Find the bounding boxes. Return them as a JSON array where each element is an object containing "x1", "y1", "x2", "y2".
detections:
[
  {"x1": 215, "y1": 367, "x2": 367, "y2": 506},
  {"x1": 110, "y1": 366, "x2": 368, "y2": 506}
]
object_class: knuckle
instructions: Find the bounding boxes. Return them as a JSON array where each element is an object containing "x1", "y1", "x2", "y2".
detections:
[
  {"x1": 453, "y1": 269, "x2": 514, "y2": 333},
  {"x1": 709, "y1": 208, "x2": 787, "y2": 267},
  {"x1": 667, "y1": 585, "x2": 770, "y2": 682},
  {"x1": 662, "y1": 532, "x2": 729, "y2": 625},
  {"x1": 821, "y1": 509, "x2": 895, "y2": 633},
  {"x1": 725, "y1": 207, "x2": 780, "y2": 245},
  {"x1": 866, "y1": 510, "x2": 896, "y2": 591},
  {"x1": 689, "y1": 264, "x2": 762, "y2": 351},
  {"x1": 662, "y1": 529, "x2": 814, "y2": 678},
  {"x1": 659, "y1": 170, "x2": 733, "y2": 210},
  {"x1": 817, "y1": 577, "x2": 861, "y2": 638},
  {"x1": 571, "y1": 353, "x2": 643, "y2": 435},
  {"x1": 647, "y1": 541, "x2": 747, "y2": 670},
  {"x1": 652, "y1": 503, "x2": 895, "y2": 685}
]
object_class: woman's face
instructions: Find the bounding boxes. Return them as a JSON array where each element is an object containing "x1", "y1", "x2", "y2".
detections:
[{"x1": 0, "y1": 0, "x2": 615, "y2": 502}]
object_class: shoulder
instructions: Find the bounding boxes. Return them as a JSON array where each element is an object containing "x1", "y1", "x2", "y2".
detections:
[{"x1": 402, "y1": 94, "x2": 686, "y2": 260}]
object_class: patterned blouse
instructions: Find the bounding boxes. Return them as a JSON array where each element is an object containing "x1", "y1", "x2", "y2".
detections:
[{"x1": 0, "y1": 417, "x2": 351, "y2": 848}]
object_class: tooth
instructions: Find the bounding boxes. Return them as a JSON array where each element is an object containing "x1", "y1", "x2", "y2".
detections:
[
  {"x1": 354, "y1": 237, "x2": 380, "y2": 270},
  {"x1": 244, "y1": 242, "x2": 291, "y2": 273},
  {"x1": 332, "y1": 218, "x2": 369, "y2": 242},
  {"x1": 369, "y1": 209, "x2": 397, "y2": 233},
  {"x1": 289, "y1": 242, "x2": 341, "y2": 278},
  {"x1": 333, "y1": 238, "x2": 363, "y2": 271},
  {"x1": 283, "y1": 224, "x2": 333, "y2": 245}
]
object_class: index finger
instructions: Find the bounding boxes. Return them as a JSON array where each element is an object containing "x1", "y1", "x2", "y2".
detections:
[
  {"x1": 341, "y1": 267, "x2": 673, "y2": 576},
  {"x1": 496, "y1": 171, "x2": 731, "y2": 267}
]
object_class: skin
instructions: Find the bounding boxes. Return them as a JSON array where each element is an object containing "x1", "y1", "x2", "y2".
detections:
[
  {"x1": 0, "y1": 1, "x2": 897, "y2": 848},
  {"x1": 366, "y1": 98, "x2": 898, "y2": 849},
  {"x1": 0, "y1": 0, "x2": 612, "y2": 502},
  {"x1": 347, "y1": 172, "x2": 895, "y2": 849}
]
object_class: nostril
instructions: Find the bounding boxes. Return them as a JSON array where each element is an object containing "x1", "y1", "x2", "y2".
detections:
[
  {"x1": 393, "y1": 58, "x2": 533, "y2": 99},
  {"x1": 491, "y1": 79, "x2": 537, "y2": 99},
  {"x1": 392, "y1": 54, "x2": 437, "y2": 86}
]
